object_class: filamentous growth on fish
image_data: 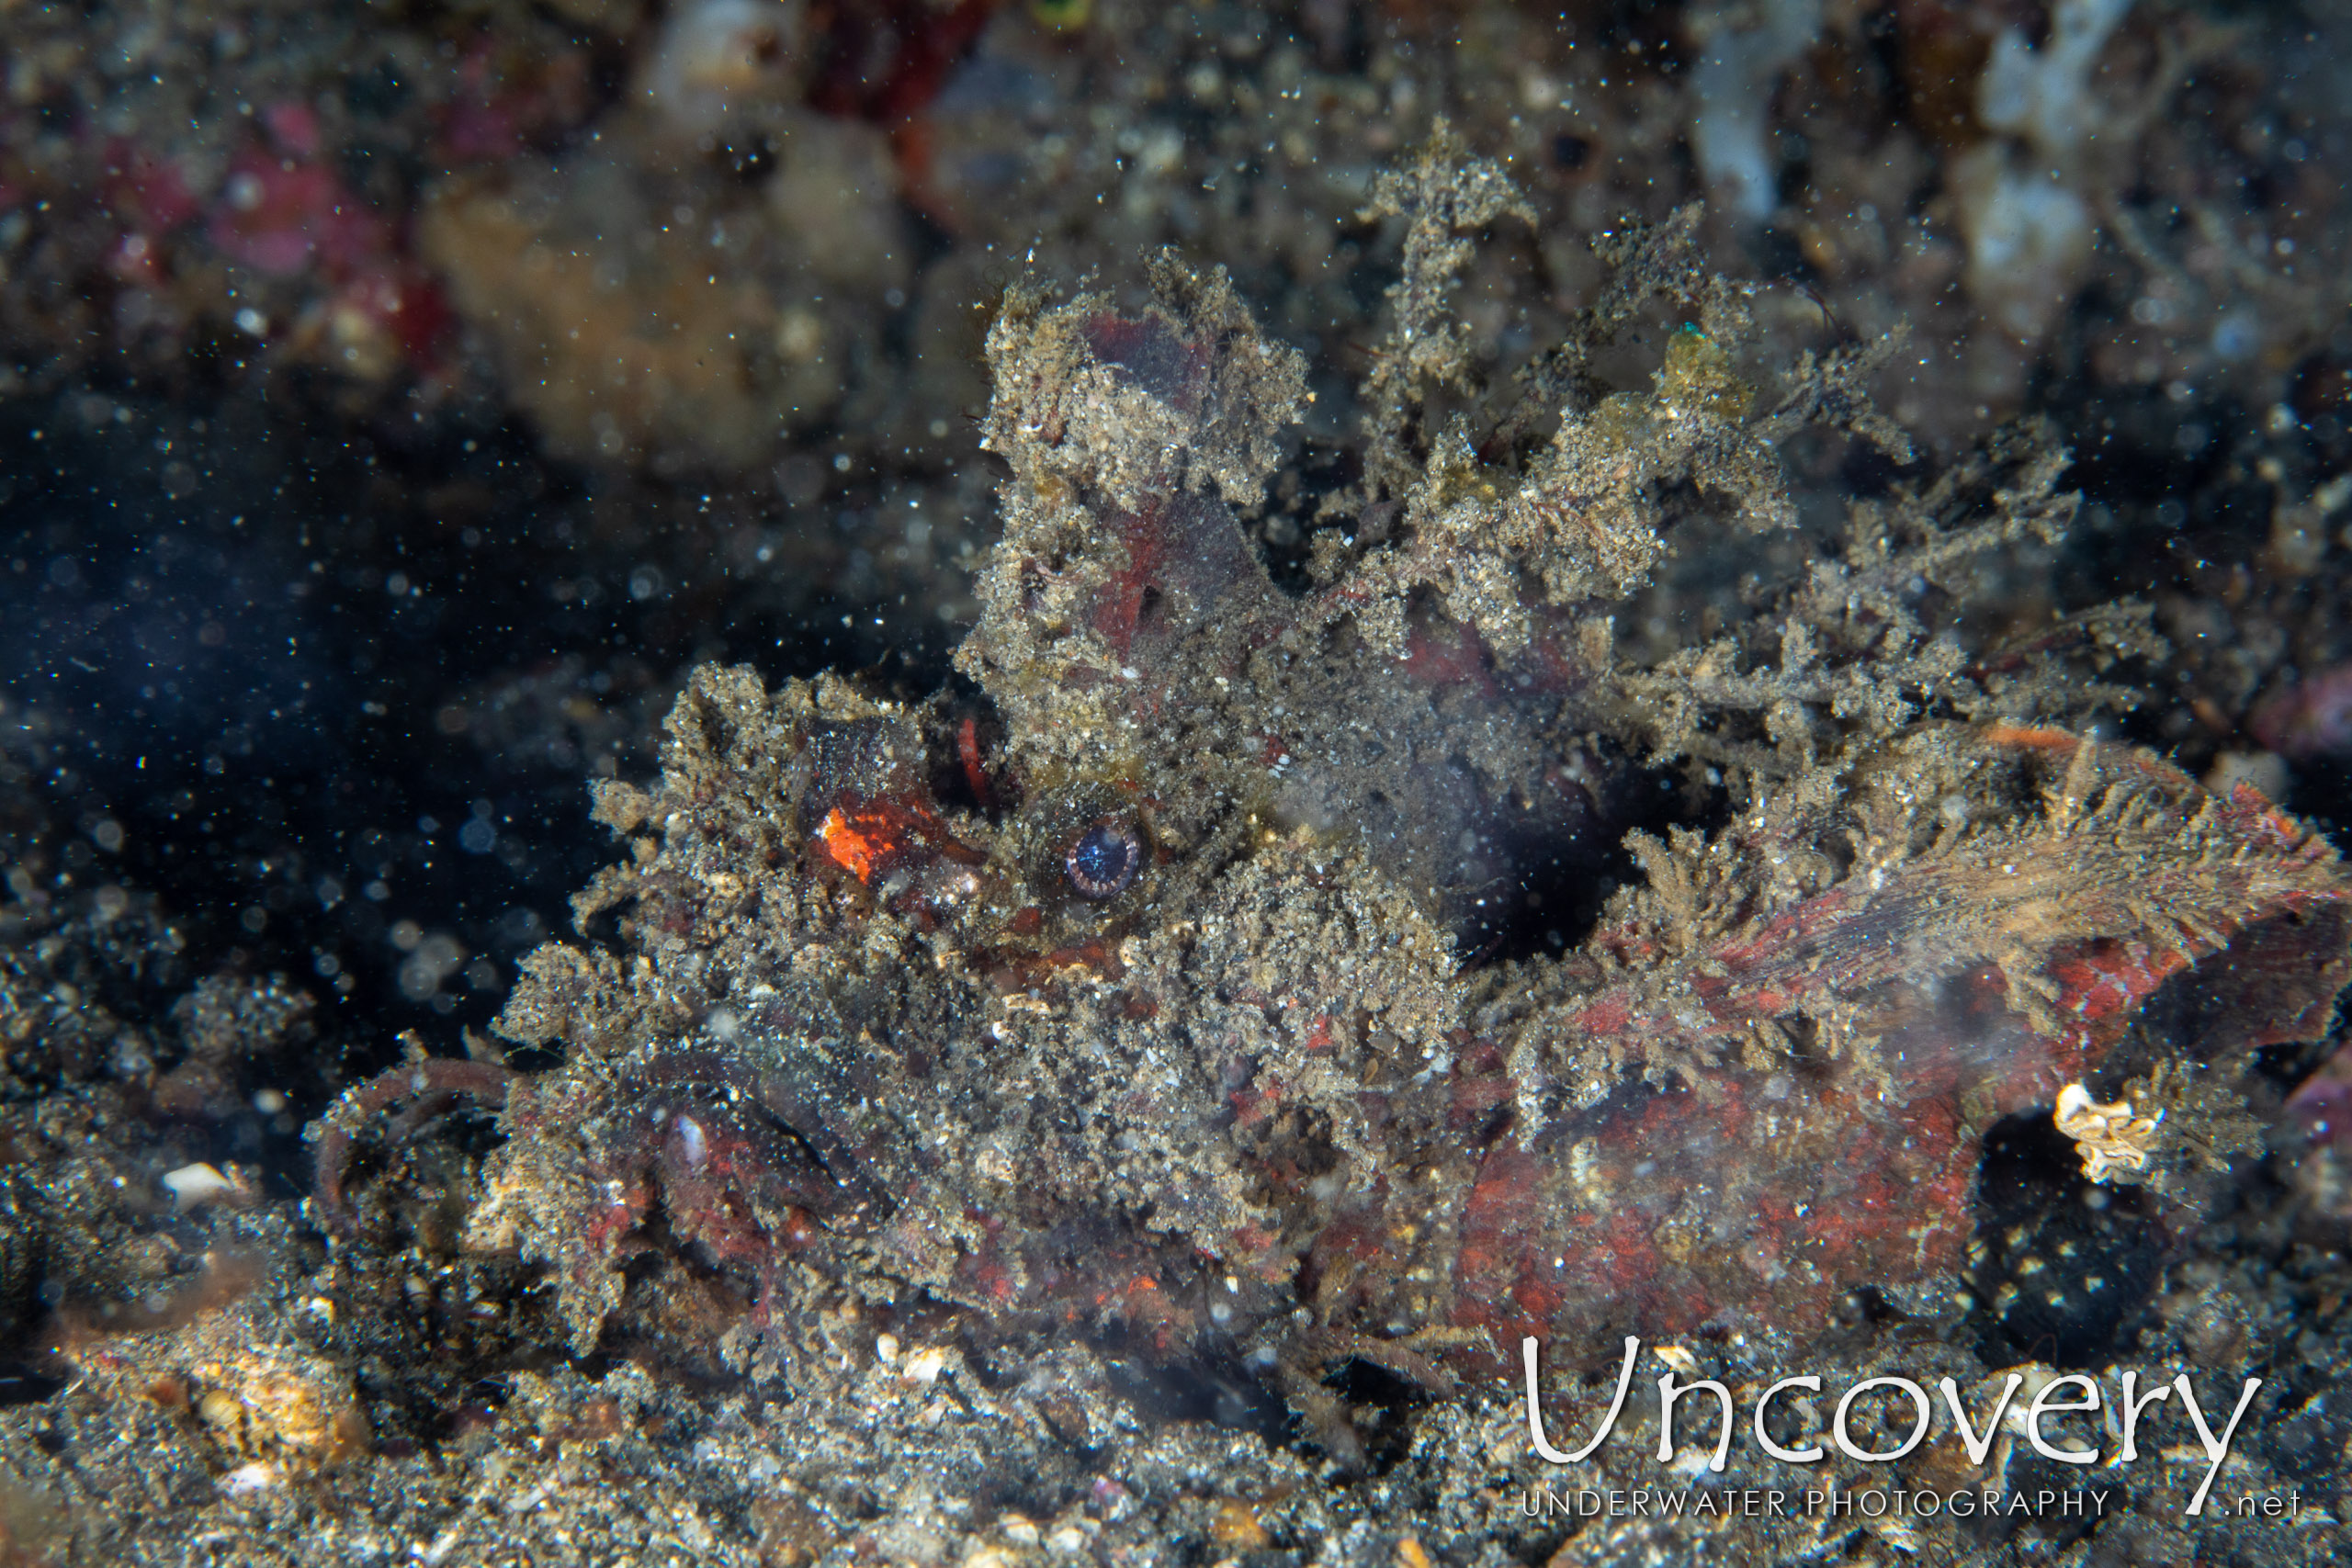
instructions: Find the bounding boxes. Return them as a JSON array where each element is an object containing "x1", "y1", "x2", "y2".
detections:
[{"x1": 301, "y1": 134, "x2": 2352, "y2": 1556}]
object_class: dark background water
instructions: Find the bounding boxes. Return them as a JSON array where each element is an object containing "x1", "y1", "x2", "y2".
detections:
[{"x1": 0, "y1": 379, "x2": 954, "y2": 1066}]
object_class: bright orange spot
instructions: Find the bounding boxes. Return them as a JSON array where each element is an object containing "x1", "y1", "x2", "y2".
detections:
[{"x1": 817, "y1": 807, "x2": 882, "y2": 883}]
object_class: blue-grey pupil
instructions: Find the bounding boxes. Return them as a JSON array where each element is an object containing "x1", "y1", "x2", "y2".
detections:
[{"x1": 1071, "y1": 825, "x2": 1135, "y2": 892}]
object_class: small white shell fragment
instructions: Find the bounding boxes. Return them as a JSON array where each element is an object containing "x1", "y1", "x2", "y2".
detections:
[
  {"x1": 2053, "y1": 1082, "x2": 2162, "y2": 1183},
  {"x1": 1653, "y1": 1344, "x2": 1702, "y2": 1379},
  {"x1": 218, "y1": 1461, "x2": 281, "y2": 1496},
  {"x1": 674, "y1": 1114, "x2": 709, "y2": 1170},
  {"x1": 163, "y1": 1162, "x2": 238, "y2": 1210}
]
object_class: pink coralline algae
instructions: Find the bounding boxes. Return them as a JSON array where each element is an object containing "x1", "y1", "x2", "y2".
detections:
[
  {"x1": 2252, "y1": 662, "x2": 2352, "y2": 760},
  {"x1": 209, "y1": 146, "x2": 383, "y2": 279}
]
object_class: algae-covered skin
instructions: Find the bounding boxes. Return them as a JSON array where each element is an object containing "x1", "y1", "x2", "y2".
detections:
[{"x1": 300, "y1": 141, "x2": 2352, "y2": 1428}]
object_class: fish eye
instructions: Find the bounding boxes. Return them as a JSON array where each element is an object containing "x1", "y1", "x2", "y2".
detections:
[{"x1": 1064, "y1": 818, "x2": 1141, "y2": 900}]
